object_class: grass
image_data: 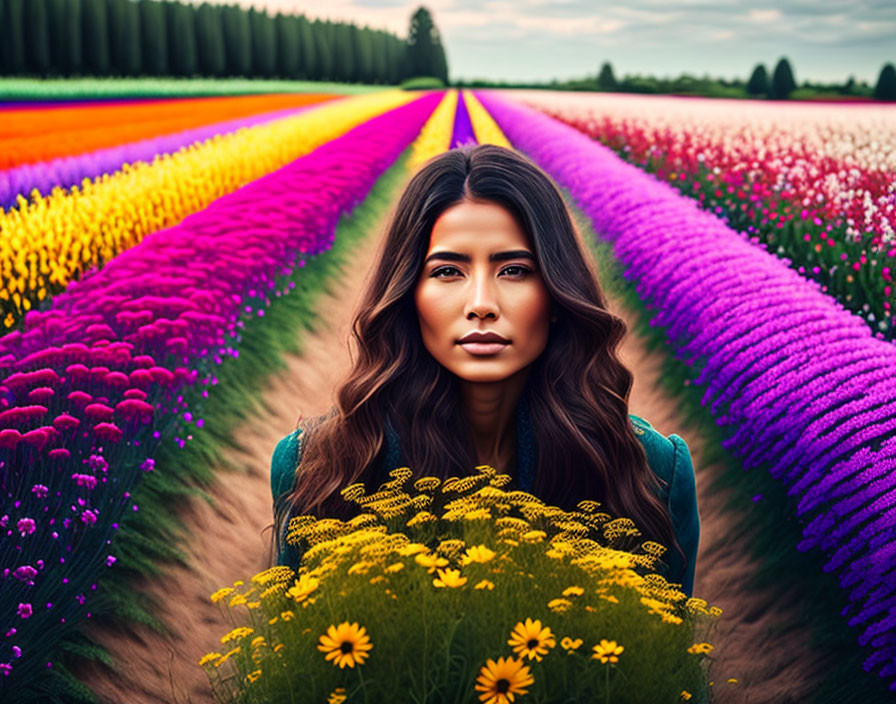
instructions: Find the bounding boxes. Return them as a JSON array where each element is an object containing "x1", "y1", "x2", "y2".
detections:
[{"x1": 0, "y1": 77, "x2": 392, "y2": 101}]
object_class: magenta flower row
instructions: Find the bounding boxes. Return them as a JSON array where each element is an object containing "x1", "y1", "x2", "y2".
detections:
[
  {"x1": 477, "y1": 90, "x2": 896, "y2": 691},
  {"x1": 0, "y1": 102, "x2": 325, "y2": 209},
  {"x1": 0, "y1": 91, "x2": 441, "y2": 692}
]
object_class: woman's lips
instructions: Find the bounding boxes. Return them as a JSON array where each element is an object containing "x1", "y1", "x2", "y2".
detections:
[{"x1": 459, "y1": 342, "x2": 509, "y2": 355}]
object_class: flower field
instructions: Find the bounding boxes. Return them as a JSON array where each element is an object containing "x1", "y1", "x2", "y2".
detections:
[
  {"x1": 506, "y1": 90, "x2": 896, "y2": 342},
  {"x1": 2, "y1": 85, "x2": 895, "y2": 702}
]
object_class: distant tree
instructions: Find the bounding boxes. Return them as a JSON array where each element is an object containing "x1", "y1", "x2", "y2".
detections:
[
  {"x1": 167, "y1": 1, "x2": 197, "y2": 76},
  {"x1": 108, "y1": 0, "x2": 141, "y2": 76},
  {"x1": 221, "y1": 4, "x2": 251, "y2": 77},
  {"x1": 196, "y1": 2, "x2": 226, "y2": 77},
  {"x1": 139, "y1": 0, "x2": 167, "y2": 76},
  {"x1": 597, "y1": 61, "x2": 617, "y2": 90},
  {"x1": 47, "y1": 0, "x2": 69, "y2": 74},
  {"x1": 1, "y1": 0, "x2": 26, "y2": 75},
  {"x1": 405, "y1": 6, "x2": 448, "y2": 81},
  {"x1": 24, "y1": 0, "x2": 51, "y2": 75},
  {"x1": 745, "y1": 63, "x2": 768, "y2": 96},
  {"x1": 839, "y1": 74, "x2": 856, "y2": 95},
  {"x1": 770, "y1": 56, "x2": 796, "y2": 99},
  {"x1": 275, "y1": 13, "x2": 300, "y2": 79},
  {"x1": 331, "y1": 22, "x2": 355, "y2": 82},
  {"x1": 313, "y1": 19, "x2": 333, "y2": 81},
  {"x1": 249, "y1": 8, "x2": 276, "y2": 78},
  {"x1": 356, "y1": 26, "x2": 375, "y2": 84},
  {"x1": 83, "y1": 0, "x2": 111, "y2": 76},
  {"x1": 63, "y1": 0, "x2": 84, "y2": 74},
  {"x1": 298, "y1": 15, "x2": 316, "y2": 79},
  {"x1": 874, "y1": 63, "x2": 896, "y2": 101}
]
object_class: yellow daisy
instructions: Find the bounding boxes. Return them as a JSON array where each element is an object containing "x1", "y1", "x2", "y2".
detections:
[
  {"x1": 474, "y1": 656, "x2": 534, "y2": 703},
  {"x1": 317, "y1": 622, "x2": 373, "y2": 669},
  {"x1": 687, "y1": 642, "x2": 714, "y2": 655},
  {"x1": 415, "y1": 552, "x2": 449, "y2": 573},
  {"x1": 561, "y1": 586, "x2": 584, "y2": 597},
  {"x1": 592, "y1": 639, "x2": 624, "y2": 664},
  {"x1": 287, "y1": 574, "x2": 319, "y2": 602},
  {"x1": 547, "y1": 598, "x2": 573, "y2": 613},
  {"x1": 560, "y1": 637, "x2": 583, "y2": 651},
  {"x1": 328, "y1": 687, "x2": 348, "y2": 704},
  {"x1": 198, "y1": 651, "x2": 221, "y2": 666},
  {"x1": 474, "y1": 579, "x2": 495, "y2": 590},
  {"x1": 508, "y1": 618, "x2": 556, "y2": 662},
  {"x1": 433, "y1": 568, "x2": 468, "y2": 588},
  {"x1": 462, "y1": 545, "x2": 497, "y2": 565}
]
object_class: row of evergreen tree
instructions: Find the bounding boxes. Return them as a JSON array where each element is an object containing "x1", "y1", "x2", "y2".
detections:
[
  {"x1": 745, "y1": 58, "x2": 896, "y2": 100},
  {"x1": 583, "y1": 57, "x2": 896, "y2": 100},
  {"x1": 0, "y1": 0, "x2": 450, "y2": 84}
]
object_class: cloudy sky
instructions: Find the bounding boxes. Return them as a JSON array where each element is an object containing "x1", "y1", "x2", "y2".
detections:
[{"x1": 201, "y1": 0, "x2": 896, "y2": 84}]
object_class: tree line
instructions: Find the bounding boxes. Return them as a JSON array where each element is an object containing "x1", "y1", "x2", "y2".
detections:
[
  {"x1": 0, "y1": 0, "x2": 449, "y2": 85},
  {"x1": 460, "y1": 57, "x2": 896, "y2": 102}
]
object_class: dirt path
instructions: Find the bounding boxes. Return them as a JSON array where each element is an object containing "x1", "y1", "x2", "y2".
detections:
[{"x1": 76, "y1": 220, "x2": 822, "y2": 703}]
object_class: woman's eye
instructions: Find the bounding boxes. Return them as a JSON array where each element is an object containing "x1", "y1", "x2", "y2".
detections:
[
  {"x1": 501, "y1": 265, "x2": 532, "y2": 277},
  {"x1": 431, "y1": 266, "x2": 461, "y2": 278}
]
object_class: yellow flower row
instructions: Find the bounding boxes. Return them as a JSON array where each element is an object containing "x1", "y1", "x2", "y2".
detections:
[
  {"x1": 0, "y1": 90, "x2": 415, "y2": 329},
  {"x1": 464, "y1": 90, "x2": 513, "y2": 148},
  {"x1": 407, "y1": 90, "x2": 458, "y2": 171}
]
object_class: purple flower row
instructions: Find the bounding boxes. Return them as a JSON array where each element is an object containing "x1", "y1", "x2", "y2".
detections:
[
  {"x1": 450, "y1": 91, "x2": 476, "y2": 149},
  {"x1": 477, "y1": 90, "x2": 896, "y2": 691},
  {"x1": 0, "y1": 101, "x2": 326, "y2": 209},
  {"x1": 0, "y1": 90, "x2": 441, "y2": 693}
]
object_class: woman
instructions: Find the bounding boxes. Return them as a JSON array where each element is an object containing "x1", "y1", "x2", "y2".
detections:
[{"x1": 270, "y1": 144, "x2": 700, "y2": 597}]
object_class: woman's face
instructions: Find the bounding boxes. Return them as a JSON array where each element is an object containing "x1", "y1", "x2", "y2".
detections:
[{"x1": 414, "y1": 198, "x2": 552, "y2": 384}]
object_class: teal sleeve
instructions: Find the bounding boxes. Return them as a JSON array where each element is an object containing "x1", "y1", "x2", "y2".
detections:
[
  {"x1": 668, "y1": 434, "x2": 700, "y2": 598},
  {"x1": 271, "y1": 428, "x2": 301, "y2": 501},
  {"x1": 271, "y1": 429, "x2": 303, "y2": 567}
]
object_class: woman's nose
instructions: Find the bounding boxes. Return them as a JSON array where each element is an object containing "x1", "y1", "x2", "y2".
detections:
[{"x1": 464, "y1": 273, "x2": 499, "y2": 320}]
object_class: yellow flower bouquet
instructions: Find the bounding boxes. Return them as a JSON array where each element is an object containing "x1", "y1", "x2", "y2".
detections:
[{"x1": 201, "y1": 466, "x2": 723, "y2": 703}]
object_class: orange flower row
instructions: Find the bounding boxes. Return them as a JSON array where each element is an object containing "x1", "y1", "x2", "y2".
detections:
[{"x1": 1, "y1": 92, "x2": 340, "y2": 169}]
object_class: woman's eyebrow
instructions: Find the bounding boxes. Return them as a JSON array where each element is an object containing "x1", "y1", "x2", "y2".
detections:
[{"x1": 424, "y1": 250, "x2": 535, "y2": 265}]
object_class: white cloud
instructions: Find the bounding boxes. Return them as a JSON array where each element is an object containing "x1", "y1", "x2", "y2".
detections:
[{"x1": 746, "y1": 9, "x2": 783, "y2": 22}]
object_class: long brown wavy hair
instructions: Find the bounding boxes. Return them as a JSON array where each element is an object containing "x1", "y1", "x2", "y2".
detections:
[{"x1": 271, "y1": 144, "x2": 683, "y2": 572}]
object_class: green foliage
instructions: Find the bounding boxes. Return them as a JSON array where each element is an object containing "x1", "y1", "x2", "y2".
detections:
[
  {"x1": 0, "y1": 76, "x2": 387, "y2": 99},
  {"x1": 167, "y1": 1, "x2": 197, "y2": 76},
  {"x1": 249, "y1": 7, "x2": 277, "y2": 78},
  {"x1": 221, "y1": 3, "x2": 250, "y2": 77},
  {"x1": 297, "y1": 15, "x2": 316, "y2": 79},
  {"x1": 1, "y1": 0, "x2": 27, "y2": 75},
  {"x1": 312, "y1": 18, "x2": 333, "y2": 81},
  {"x1": 204, "y1": 470, "x2": 716, "y2": 703},
  {"x1": 770, "y1": 56, "x2": 797, "y2": 99},
  {"x1": 745, "y1": 63, "x2": 768, "y2": 96},
  {"x1": 61, "y1": 0, "x2": 83, "y2": 74},
  {"x1": 23, "y1": 0, "x2": 51, "y2": 75},
  {"x1": 138, "y1": 0, "x2": 167, "y2": 76},
  {"x1": 82, "y1": 0, "x2": 110, "y2": 76},
  {"x1": 405, "y1": 6, "x2": 448, "y2": 83},
  {"x1": 597, "y1": 61, "x2": 617, "y2": 90},
  {"x1": 196, "y1": 2, "x2": 226, "y2": 78},
  {"x1": 108, "y1": 0, "x2": 141, "y2": 76},
  {"x1": 400, "y1": 75, "x2": 445, "y2": 90},
  {"x1": 873, "y1": 62, "x2": 896, "y2": 100},
  {"x1": 275, "y1": 13, "x2": 300, "y2": 79},
  {"x1": 0, "y1": 0, "x2": 411, "y2": 83}
]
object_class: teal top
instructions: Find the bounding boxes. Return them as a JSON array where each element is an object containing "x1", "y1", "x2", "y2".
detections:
[{"x1": 270, "y1": 403, "x2": 700, "y2": 597}]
